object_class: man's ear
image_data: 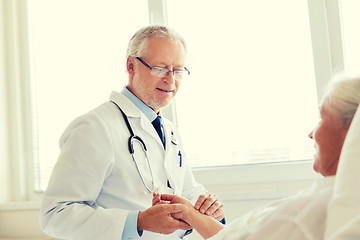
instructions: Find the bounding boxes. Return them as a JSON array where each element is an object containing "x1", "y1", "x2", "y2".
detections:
[{"x1": 127, "y1": 56, "x2": 135, "y2": 77}]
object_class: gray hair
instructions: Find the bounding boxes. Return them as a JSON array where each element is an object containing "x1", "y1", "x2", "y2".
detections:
[
  {"x1": 126, "y1": 25, "x2": 187, "y2": 58},
  {"x1": 322, "y1": 73, "x2": 360, "y2": 126}
]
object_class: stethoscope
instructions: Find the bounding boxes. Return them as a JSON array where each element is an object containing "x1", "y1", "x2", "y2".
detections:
[{"x1": 111, "y1": 101, "x2": 155, "y2": 193}]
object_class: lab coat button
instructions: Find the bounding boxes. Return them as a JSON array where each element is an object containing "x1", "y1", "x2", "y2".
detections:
[
  {"x1": 156, "y1": 187, "x2": 160, "y2": 192},
  {"x1": 141, "y1": 191, "x2": 147, "y2": 195}
]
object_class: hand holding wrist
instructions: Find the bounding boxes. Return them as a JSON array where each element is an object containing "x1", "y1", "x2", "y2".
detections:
[
  {"x1": 137, "y1": 204, "x2": 190, "y2": 234},
  {"x1": 182, "y1": 206, "x2": 199, "y2": 224}
]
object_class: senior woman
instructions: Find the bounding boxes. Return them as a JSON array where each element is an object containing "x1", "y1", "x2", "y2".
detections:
[{"x1": 154, "y1": 74, "x2": 360, "y2": 240}]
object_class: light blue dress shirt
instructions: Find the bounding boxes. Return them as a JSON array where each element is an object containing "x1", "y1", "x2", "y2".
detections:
[
  {"x1": 121, "y1": 86, "x2": 158, "y2": 239},
  {"x1": 121, "y1": 86, "x2": 158, "y2": 122}
]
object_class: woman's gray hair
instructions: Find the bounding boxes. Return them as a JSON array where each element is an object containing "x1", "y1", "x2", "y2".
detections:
[
  {"x1": 322, "y1": 73, "x2": 360, "y2": 126},
  {"x1": 126, "y1": 25, "x2": 187, "y2": 58}
]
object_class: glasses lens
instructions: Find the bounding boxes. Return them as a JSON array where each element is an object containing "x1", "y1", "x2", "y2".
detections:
[
  {"x1": 150, "y1": 67, "x2": 190, "y2": 80},
  {"x1": 150, "y1": 67, "x2": 168, "y2": 77},
  {"x1": 174, "y1": 70, "x2": 189, "y2": 80},
  {"x1": 174, "y1": 71, "x2": 184, "y2": 80}
]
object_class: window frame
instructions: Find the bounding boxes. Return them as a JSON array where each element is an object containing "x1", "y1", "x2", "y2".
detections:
[
  {"x1": 1, "y1": 0, "x2": 344, "y2": 203},
  {"x1": 1, "y1": 0, "x2": 37, "y2": 202}
]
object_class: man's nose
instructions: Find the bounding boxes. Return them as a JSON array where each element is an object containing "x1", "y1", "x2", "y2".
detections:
[{"x1": 163, "y1": 71, "x2": 176, "y2": 84}]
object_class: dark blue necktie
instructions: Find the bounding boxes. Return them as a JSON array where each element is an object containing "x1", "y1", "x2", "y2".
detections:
[{"x1": 152, "y1": 116, "x2": 165, "y2": 148}]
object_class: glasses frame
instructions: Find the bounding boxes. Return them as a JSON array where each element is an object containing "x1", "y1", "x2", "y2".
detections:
[{"x1": 135, "y1": 57, "x2": 190, "y2": 79}]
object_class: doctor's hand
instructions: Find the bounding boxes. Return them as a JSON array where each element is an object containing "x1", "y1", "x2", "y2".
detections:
[
  {"x1": 137, "y1": 204, "x2": 191, "y2": 234},
  {"x1": 194, "y1": 192, "x2": 225, "y2": 221},
  {"x1": 152, "y1": 192, "x2": 168, "y2": 206},
  {"x1": 152, "y1": 193, "x2": 194, "y2": 219}
]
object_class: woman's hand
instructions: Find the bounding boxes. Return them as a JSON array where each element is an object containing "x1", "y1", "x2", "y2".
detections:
[{"x1": 195, "y1": 193, "x2": 225, "y2": 221}]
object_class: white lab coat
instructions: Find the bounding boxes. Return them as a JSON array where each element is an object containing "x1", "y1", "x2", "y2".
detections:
[
  {"x1": 209, "y1": 176, "x2": 335, "y2": 240},
  {"x1": 40, "y1": 91, "x2": 206, "y2": 240}
]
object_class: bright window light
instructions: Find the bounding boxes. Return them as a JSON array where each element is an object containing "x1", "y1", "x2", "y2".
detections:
[
  {"x1": 27, "y1": 0, "x2": 148, "y2": 191},
  {"x1": 340, "y1": 0, "x2": 360, "y2": 75},
  {"x1": 167, "y1": 0, "x2": 318, "y2": 167}
]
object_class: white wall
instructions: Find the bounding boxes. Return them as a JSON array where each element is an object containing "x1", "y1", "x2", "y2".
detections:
[
  {"x1": 193, "y1": 162, "x2": 318, "y2": 222},
  {"x1": 0, "y1": 203, "x2": 49, "y2": 240},
  {"x1": 0, "y1": 163, "x2": 318, "y2": 239}
]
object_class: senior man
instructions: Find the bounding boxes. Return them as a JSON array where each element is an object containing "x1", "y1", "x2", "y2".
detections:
[{"x1": 40, "y1": 25, "x2": 225, "y2": 240}]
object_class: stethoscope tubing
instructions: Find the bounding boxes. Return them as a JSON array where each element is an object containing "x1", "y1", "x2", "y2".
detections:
[{"x1": 111, "y1": 101, "x2": 155, "y2": 193}]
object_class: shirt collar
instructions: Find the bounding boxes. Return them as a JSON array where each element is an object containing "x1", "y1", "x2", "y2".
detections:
[{"x1": 121, "y1": 86, "x2": 158, "y2": 122}]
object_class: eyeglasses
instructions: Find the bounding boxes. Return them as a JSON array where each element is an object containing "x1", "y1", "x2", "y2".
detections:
[{"x1": 136, "y1": 57, "x2": 190, "y2": 80}]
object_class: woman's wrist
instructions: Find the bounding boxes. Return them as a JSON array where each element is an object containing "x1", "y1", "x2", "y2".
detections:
[
  {"x1": 183, "y1": 206, "x2": 200, "y2": 224},
  {"x1": 183, "y1": 205, "x2": 224, "y2": 239}
]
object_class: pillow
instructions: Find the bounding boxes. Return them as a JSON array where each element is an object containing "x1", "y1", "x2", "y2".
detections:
[{"x1": 325, "y1": 107, "x2": 360, "y2": 239}]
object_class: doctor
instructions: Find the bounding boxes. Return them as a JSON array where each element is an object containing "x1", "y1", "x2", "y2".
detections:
[{"x1": 40, "y1": 25, "x2": 225, "y2": 240}]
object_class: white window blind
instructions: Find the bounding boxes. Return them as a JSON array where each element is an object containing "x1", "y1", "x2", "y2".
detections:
[
  {"x1": 27, "y1": 0, "x2": 149, "y2": 192},
  {"x1": 167, "y1": 0, "x2": 318, "y2": 167}
]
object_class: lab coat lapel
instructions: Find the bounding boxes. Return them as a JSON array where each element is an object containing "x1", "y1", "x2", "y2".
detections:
[
  {"x1": 140, "y1": 116, "x2": 165, "y2": 148},
  {"x1": 110, "y1": 92, "x2": 165, "y2": 148},
  {"x1": 110, "y1": 92, "x2": 140, "y2": 118},
  {"x1": 163, "y1": 119, "x2": 178, "y2": 193},
  {"x1": 163, "y1": 120, "x2": 172, "y2": 153}
]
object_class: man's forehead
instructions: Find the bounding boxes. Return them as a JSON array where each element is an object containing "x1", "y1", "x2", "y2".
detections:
[{"x1": 143, "y1": 38, "x2": 186, "y2": 63}]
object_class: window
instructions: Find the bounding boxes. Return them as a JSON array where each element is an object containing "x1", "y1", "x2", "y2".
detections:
[
  {"x1": 21, "y1": 0, "x2": 344, "y2": 194},
  {"x1": 27, "y1": 0, "x2": 149, "y2": 191},
  {"x1": 340, "y1": 0, "x2": 360, "y2": 75},
  {"x1": 167, "y1": 0, "x2": 318, "y2": 167}
]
